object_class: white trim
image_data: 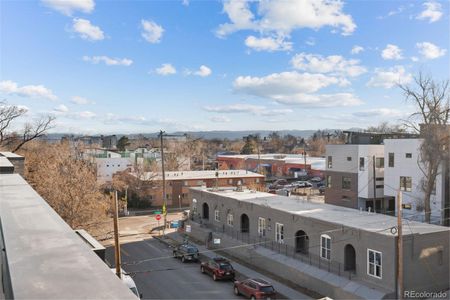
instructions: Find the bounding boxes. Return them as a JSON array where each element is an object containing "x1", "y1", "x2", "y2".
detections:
[
  {"x1": 275, "y1": 222, "x2": 284, "y2": 244},
  {"x1": 367, "y1": 248, "x2": 382, "y2": 279},
  {"x1": 320, "y1": 234, "x2": 331, "y2": 260},
  {"x1": 258, "y1": 217, "x2": 266, "y2": 237}
]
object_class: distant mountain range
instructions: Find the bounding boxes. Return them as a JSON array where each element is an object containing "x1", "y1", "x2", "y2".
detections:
[{"x1": 44, "y1": 129, "x2": 357, "y2": 141}]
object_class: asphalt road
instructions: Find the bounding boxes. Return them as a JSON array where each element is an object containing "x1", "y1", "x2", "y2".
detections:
[{"x1": 106, "y1": 239, "x2": 241, "y2": 299}]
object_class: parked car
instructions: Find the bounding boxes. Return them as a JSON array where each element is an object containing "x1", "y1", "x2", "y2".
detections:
[
  {"x1": 292, "y1": 181, "x2": 312, "y2": 188},
  {"x1": 268, "y1": 179, "x2": 288, "y2": 189},
  {"x1": 309, "y1": 177, "x2": 323, "y2": 183},
  {"x1": 234, "y1": 278, "x2": 277, "y2": 299},
  {"x1": 172, "y1": 243, "x2": 199, "y2": 263},
  {"x1": 110, "y1": 268, "x2": 142, "y2": 298},
  {"x1": 200, "y1": 257, "x2": 235, "y2": 281},
  {"x1": 318, "y1": 185, "x2": 326, "y2": 194}
]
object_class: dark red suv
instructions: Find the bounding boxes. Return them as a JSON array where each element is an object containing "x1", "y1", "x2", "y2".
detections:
[
  {"x1": 200, "y1": 257, "x2": 235, "y2": 281},
  {"x1": 234, "y1": 278, "x2": 276, "y2": 300}
]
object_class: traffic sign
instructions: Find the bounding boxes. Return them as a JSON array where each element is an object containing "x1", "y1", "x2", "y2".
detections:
[
  {"x1": 153, "y1": 210, "x2": 162, "y2": 214},
  {"x1": 155, "y1": 214, "x2": 161, "y2": 221}
]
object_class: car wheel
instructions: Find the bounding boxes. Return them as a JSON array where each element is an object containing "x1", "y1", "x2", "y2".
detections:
[
  {"x1": 201, "y1": 266, "x2": 205, "y2": 273},
  {"x1": 213, "y1": 273, "x2": 217, "y2": 281},
  {"x1": 234, "y1": 287, "x2": 240, "y2": 296},
  {"x1": 172, "y1": 251, "x2": 177, "y2": 258},
  {"x1": 181, "y1": 256, "x2": 186, "y2": 263}
]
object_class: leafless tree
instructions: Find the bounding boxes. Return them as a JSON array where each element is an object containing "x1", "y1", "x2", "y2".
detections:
[
  {"x1": 399, "y1": 73, "x2": 450, "y2": 223},
  {"x1": 0, "y1": 101, "x2": 55, "y2": 152}
]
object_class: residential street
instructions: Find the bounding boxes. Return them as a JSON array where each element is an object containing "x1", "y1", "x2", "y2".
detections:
[{"x1": 105, "y1": 238, "x2": 241, "y2": 299}]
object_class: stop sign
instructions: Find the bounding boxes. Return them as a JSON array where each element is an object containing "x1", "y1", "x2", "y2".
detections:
[{"x1": 155, "y1": 214, "x2": 161, "y2": 221}]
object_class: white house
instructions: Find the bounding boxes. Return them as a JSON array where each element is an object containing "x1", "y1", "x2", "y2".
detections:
[{"x1": 384, "y1": 139, "x2": 446, "y2": 224}]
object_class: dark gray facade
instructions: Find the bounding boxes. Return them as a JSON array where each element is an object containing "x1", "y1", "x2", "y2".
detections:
[{"x1": 190, "y1": 188, "x2": 450, "y2": 296}]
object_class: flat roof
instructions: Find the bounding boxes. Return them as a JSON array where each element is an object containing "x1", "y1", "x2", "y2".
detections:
[
  {"x1": 134, "y1": 170, "x2": 265, "y2": 181},
  {"x1": 191, "y1": 188, "x2": 450, "y2": 236},
  {"x1": 0, "y1": 174, "x2": 136, "y2": 299},
  {"x1": 0, "y1": 157, "x2": 14, "y2": 168},
  {"x1": 0, "y1": 152, "x2": 24, "y2": 159},
  {"x1": 217, "y1": 154, "x2": 326, "y2": 170}
]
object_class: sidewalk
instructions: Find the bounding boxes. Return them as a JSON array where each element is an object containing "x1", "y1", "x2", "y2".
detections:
[{"x1": 155, "y1": 231, "x2": 312, "y2": 300}]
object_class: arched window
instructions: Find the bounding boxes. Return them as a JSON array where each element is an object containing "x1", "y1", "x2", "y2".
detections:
[{"x1": 320, "y1": 234, "x2": 331, "y2": 260}]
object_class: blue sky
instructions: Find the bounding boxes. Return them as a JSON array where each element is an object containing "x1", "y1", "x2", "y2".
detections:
[{"x1": 1, "y1": 0, "x2": 448, "y2": 134}]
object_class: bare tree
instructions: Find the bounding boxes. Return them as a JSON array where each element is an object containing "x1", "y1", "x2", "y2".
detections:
[
  {"x1": 0, "y1": 101, "x2": 55, "y2": 152},
  {"x1": 399, "y1": 73, "x2": 450, "y2": 223}
]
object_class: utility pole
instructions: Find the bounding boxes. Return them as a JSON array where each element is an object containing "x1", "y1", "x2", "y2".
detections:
[
  {"x1": 159, "y1": 130, "x2": 167, "y2": 236},
  {"x1": 396, "y1": 190, "x2": 403, "y2": 300},
  {"x1": 256, "y1": 135, "x2": 261, "y2": 174},
  {"x1": 113, "y1": 190, "x2": 122, "y2": 279},
  {"x1": 373, "y1": 155, "x2": 377, "y2": 212},
  {"x1": 303, "y1": 150, "x2": 307, "y2": 195}
]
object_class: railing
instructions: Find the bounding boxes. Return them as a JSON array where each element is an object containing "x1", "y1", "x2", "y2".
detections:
[{"x1": 192, "y1": 219, "x2": 356, "y2": 280}]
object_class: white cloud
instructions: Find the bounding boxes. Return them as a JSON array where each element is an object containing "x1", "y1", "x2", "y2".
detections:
[
  {"x1": 217, "y1": 0, "x2": 356, "y2": 37},
  {"x1": 141, "y1": 19, "x2": 164, "y2": 43},
  {"x1": 155, "y1": 63, "x2": 177, "y2": 76},
  {"x1": 234, "y1": 71, "x2": 341, "y2": 96},
  {"x1": 245, "y1": 35, "x2": 292, "y2": 52},
  {"x1": 71, "y1": 96, "x2": 94, "y2": 105},
  {"x1": 367, "y1": 66, "x2": 412, "y2": 89},
  {"x1": 41, "y1": 0, "x2": 94, "y2": 16},
  {"x1": 417, "y1": 1, "x2": 443, "y2": 23},
  {"x1": 72, "y1": 18, "x2": 104, "y2": 41},
  {"x1": 381, "y1": 44, "x2": 403, "y2": 60},
  {"x1": 410, "y1": 56, "x2": 419, "y2": 62},
  {"x1": 209, "y1": 116, "x2": 231, "y2": 123},
  {"x1": 0, "y1": 80, "x2": 57, "y2": 101},
  {"x1": 190, "y1": 65, "x2": 212, "y2": 77},
  {"x1": 351, "y1": 45, "x2": 364, "y2": 54},
  {"x1": 54, "y1": 104, "x2": 69, "y2": 113},
  {"x1": 270, "y1": 93, "x2": 362, "y2": 107},
  {"x1": 76, "y1": 111, "x2": 96, "y2": 119},
  {"x1": 416, "y1": 42, "x2": 447, "y2": 59},
  {"x1": 82, "y1": 55, "x2": 133, "y2": 66},
  {"x1": 290, "y1": 53, "x2": 367, "y2": 77},
  {"x1": 182, "y1": 0, "x2": 189, "y2": 6},
  {"x1": 352, "y1": 108, "x2": 408, "y2": 118},
  {"x1": 204, "y1": 103, "x2": 293, "y2": 116}
]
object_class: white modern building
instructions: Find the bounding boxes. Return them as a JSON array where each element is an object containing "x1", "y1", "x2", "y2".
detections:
[{"x1": 384, "y1": 139, "x2": 447, "y2": 224}]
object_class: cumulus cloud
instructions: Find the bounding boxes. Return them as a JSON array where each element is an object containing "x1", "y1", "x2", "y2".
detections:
[
  {"x1": 352, "y1": 108, "x2": 407, "y2": 118},
  {"x1": 204, "y1": 103, "x2": 293, "y2": 116},
  {"x1": 71, "y1": 96, "x2": 94, "y2": 105},
  {"x1": 367, "y1": 66, "x2": 412, "y2": 89},
  {"x1": 381, "y1": 44, "x2": 403, "y2": 60},
  {"x1": 0, "y1": 80, "x2": 57, "y2": 100},
  {"x1": 41, "y1": 0, "x2": 94, "y2": 16},
  {"x1": 270, "y1": 93, "x2": 362, "y2": 107},
  {"x1": 209, "y1": 116, "x2": 231, "y2": 123},
  {"x1": 141, "y1": 19, "x2": 164, "y2": 43},
  {"x1": 82, "y1": 55, "x2": 133, "y2": 66},
  {"x1": 54, "y1": 104, "x2": 69, "y2": 113},
  {"x1": 290, "y1": 53, "x2": 367, "y2": 77},
  {"x1": 416, "y1": 42, "x2": 447, "y2": 59},
  {"x1": 417, "y1": 1, "x2": 443, "y2": 23},
  {"x1": 186, "y1": 65, "x2": 212, "y2": 77},
  {"x1": 72, "y1": 18, "x2": 104, "y2": 41},
  {"x1": 155, "y1": 63, "x2": 177, "y2": 76},
  {"x1": 351, "y1": 45, "x2": 364, "y2": 54},
  {"x1": 245, "y1": 35, "x2": 292, "y2": 52}
]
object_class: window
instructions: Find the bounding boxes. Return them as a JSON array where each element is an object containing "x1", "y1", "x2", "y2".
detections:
[
  {"x1": 342, "y1": 177, "x2": 351, "y2": 190},
  {"x1": 327, "y1": 156, "x2": 333, "y2": 168},
  {"x1": 258, "y1": 217, "x2": 266, "y2": 237},
  {"x1": 197, "y1": 180, "x2": 204, "y2": 186},
  {"x1": 275, "y1": 223, "x2": 284, "y2": 244},
  {"x1": 405, "y1": 153, "x2": 412, "y2": 158},
  {"x1": 400, "y1": 176, "x2": 412, "y2": 192},
  {"x1": 347, "y1": 157, "x2": 352, "y2": 161},
  {"x1": 359, "y1": 157, "x2": 365, "y2": 171},
  {"x1": 342, "y1": 195, "x2": 350, "y2": 201},
  {"x1": 184, "y1": 181, "x2": 189, "y2": 186},
  {"x1": 256, "y1": 178, "x2": 260, "y2": 183},
  {"x1": 375, "y1": 157, "x2": 384, "y2": 168},
  {"x1": 228, "y1": 179, "x2": 233, "y2": 184},
  {"x1": 227, "y1": 213, "x2": 233, "y2": 226},
  {"x1": 320, "y1": 235, "x2": 331, "y2": 260},
  {"x1": 326, "y1": 175, "x2": 332, "y2": 188},
  {"x1": 402, "y1": 203, "x2": 412, "y2": 210},
  {"x1": 214, "y1": 210, "x2": 220, "y2": 222},
  {"x1": 367, "y1": 249, "x2": 382, "y2": 278},
  {"x1": 388, "y1": 153, "x2": 394, "y2": 167}
]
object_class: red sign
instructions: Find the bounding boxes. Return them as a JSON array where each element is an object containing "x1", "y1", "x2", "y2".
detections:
[{"x1": 155, "y1": 214, "x2": 161, "y2": 221}]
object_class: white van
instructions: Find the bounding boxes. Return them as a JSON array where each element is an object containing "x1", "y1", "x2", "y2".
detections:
[{"x1": 111, "y1": 268, "x2": 141, "y2": 298}]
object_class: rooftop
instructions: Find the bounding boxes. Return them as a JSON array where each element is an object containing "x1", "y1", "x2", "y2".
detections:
[
  {"x1": 134, "y1": 170, "x2": 265, "y2": 181},
  {"x1": 217, "y1": 154, "x2": 326, "y2": 169},
  {"x1": 0, "y1": 174, "x2": 136, "y2": 299},
  {"x1": 192, "y1": 188, "x2": 450, "y2": 236}
]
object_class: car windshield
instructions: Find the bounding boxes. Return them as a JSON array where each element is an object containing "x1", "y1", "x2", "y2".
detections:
[
  {"x1": 259, "y1": 286, "x2": 275, "y2": 293},
  {"x1": 187, "y1": 247, "x2": 198, "y2": 253},
  {"x1": 219, "y1": 263, "x2": 233, "y2": 270}
]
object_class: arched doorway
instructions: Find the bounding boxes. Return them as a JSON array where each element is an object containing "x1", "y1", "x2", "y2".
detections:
[
  {"x1": 240, "y1": 214, "x2": 249, "y2": 233},
  {"x1": 295, "y1": 230, "x2": 309, "y2": 254},
  {"x1": 344, "y1": 244, "x2": 356, "y2": 272},
  {"x1": 202, "y1": 203, "x2": 209, "y2": 220}
]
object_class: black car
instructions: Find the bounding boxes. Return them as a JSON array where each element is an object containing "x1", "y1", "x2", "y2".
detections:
[{"x1": 173, "y1": 244, "x2": 199, "y2": 263}]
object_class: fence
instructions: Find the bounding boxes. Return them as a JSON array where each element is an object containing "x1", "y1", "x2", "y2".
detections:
[{"x1": 194, "y1": 219, "x2": 356, "y2": 280}]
